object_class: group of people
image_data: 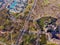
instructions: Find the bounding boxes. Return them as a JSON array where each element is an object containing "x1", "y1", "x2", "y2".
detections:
[
  {"x1": 0, "y1": 0, "x2": 28, "y2": 13},
  {"x1": 0, "y1": 0, "x2": 7, "y2": 10}
]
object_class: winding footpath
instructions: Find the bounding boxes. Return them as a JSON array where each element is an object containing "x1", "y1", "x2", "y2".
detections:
[{"x1": 15, "y1": 0, "x2": 37, "y2": 45}]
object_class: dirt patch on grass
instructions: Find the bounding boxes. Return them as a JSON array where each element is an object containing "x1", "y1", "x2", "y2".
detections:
[{"x1": 31, "y1": 0, "x2": 60, "y2": 20}]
